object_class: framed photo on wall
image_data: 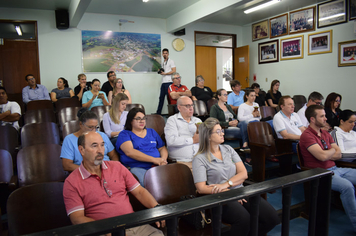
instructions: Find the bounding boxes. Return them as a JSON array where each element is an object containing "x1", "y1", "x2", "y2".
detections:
[
  {"x1": 350, "y1": 0, "x2": 356, "y2": 20},
  {"x1": 258, "y1": 40, "x2": 279, "y2": 64},
  {"x1": 280, "y1": 35, "x2": 304, "y2": 60},
  {"x1": 289, "y1": 6, "x2": 316, "y2": 34},
  {"x1": 270, "y1": 13, "x2": 288, "y2": 38},
  {"x1": 338, "y1": 40, "x2": 356, "y2": 67},
  {"x1": 252, "y1": 20, "x2": 269, "y2": 41},
  {"x1": 308, "y1": 30, "x2": 332, "y2": 55},
  {"x1": 318, "y1": 0, "x2": 347, "y2": 28}
]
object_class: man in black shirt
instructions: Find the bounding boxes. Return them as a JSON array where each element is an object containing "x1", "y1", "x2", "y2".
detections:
[
  {"x1": 101, "y1": 71, "x2": 116, "y2": 96},
  {"x1": 74, "y1": 73, "x2": 91, "y2": 103}
]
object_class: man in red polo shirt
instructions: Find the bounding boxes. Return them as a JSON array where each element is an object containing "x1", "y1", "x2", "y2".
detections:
[
  {"x1": 63, "y1": 132, "x2": 164, "y2": 235},
  {"x1": 168, "y1": 72, "x2": 191, "y2": 105},
  {"x1": 299, "y1": 104, "x2": 356, "y2": 233}
]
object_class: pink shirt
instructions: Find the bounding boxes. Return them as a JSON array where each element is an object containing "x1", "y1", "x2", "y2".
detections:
[
  {"x1": 299, "y1": 126, "x2": 336, "y2": 169},
  {"x1": 63, "y1": 161, "x2": 140, "y2": 220}
]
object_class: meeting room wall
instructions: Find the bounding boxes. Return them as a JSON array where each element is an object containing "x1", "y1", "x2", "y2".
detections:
[
  {"x1": 0, "y1": 7, "x2": 241, "y2": 114},
  {"x1": 241, "y1": 14, "x2": 356, "y2": 111}
]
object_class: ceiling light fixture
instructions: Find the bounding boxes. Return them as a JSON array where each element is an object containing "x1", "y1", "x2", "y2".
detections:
[
  {"x1": 142, "y1": 0, "x2": 149, "y2": 2},
  {"x1": 244, "y1": 0, "x2": 281, "y2": 14},
  {"x1": 15, "y1": 25, "x2": 22, "y2": 36}
]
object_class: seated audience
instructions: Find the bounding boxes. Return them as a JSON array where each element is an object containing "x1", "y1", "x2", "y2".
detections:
[
  {"x1": 237, "y1": 89, "x2": 261, "y2": 123},
  {"x1": 266, "y1": 80, "x2": 281, "y2": 109},
  {"x1": 116, "y1": 107, "x2": 168, "y2": 186},
  {"x1": 324, "y1": 92, "x2": 342, "y2": 131},
  {"x1": 210, "y1": 89, "x2": 249, "y2": 150},
  {"x1": 50, "y1": 77, "x2": 74, "y2": 102},
  {"x1": 108, "y1": 78, "x2": 132, "y2": 105},
  {"x1": 250, "y1": 83, "x2": 267, "y2": 107},
  {"x1": 168, "y1": 72, "x2": 191, "y2": 105},
  {"x1": 60, "y1": 108, "x2": 119, "y2": 172},
  {"x1": 273, "y1": 95, "x2": 305, "y2": 140},
  {"x1": 82, "y1": 79, "x2": 110, "y2": 110},
  {"x1": 191, "y1": 75, "x2": 213, "y2": 104},
  {"x1": 22, "y1": 74, "x2": 50, "y2": 104},
  {"x1": 0, "y1": 86, "x2": 21, "y2": 130},
  {"x1": 164, "y1": 96, "x2": 201, "y2": 169},
  {"x1": 74, "y1": 73, "x2": 91, "y2": 103},
  {"x1": 332, "y1": 110, "x2": 356, "y2": 160},
  {"x1": 227, "y1": 80, "x2": 245, "y2": 110},
  {"x1": 103, "y1": 93, "x2": 129, "y2": 145},
  {"x1": 192, "y1": 117, "x2": 280, "y2": 236},
  {"x1": 299, "y1": 105, "x2": 356, "y2": 233},
  {"x1": 297, "y1": 91, "x2": 324, "y2": 127},
  {"x1": 63, "y1": 132, "x2": 164, "y2": 236}
]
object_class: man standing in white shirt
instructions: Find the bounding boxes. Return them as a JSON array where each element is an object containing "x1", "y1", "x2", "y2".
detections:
[
  {"x1": 156, "y1": 48, "x2": 176, "y2": 115},
  {"x1": 297, "y1": 91, "x2": 323, "y2": 127}
]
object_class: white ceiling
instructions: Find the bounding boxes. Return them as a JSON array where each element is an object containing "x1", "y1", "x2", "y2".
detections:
[{"x1": 0, "y1": 0, "x2": 327, "y2": 27}]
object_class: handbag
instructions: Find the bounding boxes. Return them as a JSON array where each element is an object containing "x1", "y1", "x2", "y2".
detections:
[{"x1": 179, "y1": 195, "x2": 211, "y2": 230}]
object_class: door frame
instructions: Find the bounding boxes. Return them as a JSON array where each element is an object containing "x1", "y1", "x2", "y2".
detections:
[{"x1": 194, "y1": 31, "x2": 237, "y2": 91}]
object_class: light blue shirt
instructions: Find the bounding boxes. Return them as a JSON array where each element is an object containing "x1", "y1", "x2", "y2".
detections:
[
  {"x1": 227, "y1": 90, "x2": 245, "y2": 107},
  {"x1": 22, "y1": 84, "x2": 50, "y2": 104},
  {"x1": 60, "y1": 132, "x2": 114, "y2": 165},
  {"x1": 82, "y1": 91, "x2": 108, "y2": 110}
]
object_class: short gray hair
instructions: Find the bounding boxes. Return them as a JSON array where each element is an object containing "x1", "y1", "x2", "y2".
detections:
[{"x1": 172, "y1": 72, "x2": 180, "y2": 81}]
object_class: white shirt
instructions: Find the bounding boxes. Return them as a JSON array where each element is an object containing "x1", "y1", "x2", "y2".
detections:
[
  {"x1": 297, "y1": 103, "x2": 309, "y2": 127},
  {"x1": 334, "y1": 127, "x2": 356, "y2": 154},
  {"x1": 237, "y1": 102, "x2": 261, "y2": 123},
  {"x1": 273, "y1": 111, "x2": 303, "y2": 139},
  {"x1": 0, "y1": 101, "x2": 21, "y2": 130},
  {"x1": 164, "y1": 112, "x2": 201, "y2": 162},
  {"x1": 161, "y1": 58, "x2": 176, "y2": 83},
  {"x1": 102, "y1": 111, "x2": 128, "y2": 138}
]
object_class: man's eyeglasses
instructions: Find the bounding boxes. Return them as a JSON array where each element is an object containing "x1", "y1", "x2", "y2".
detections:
[
  {"x1": 180, "y1": 104, "x2": 194, "y2": 109},
  {"x1": 109, "y1": 75, "x2": 116, "y2": 77},
  {"x1": 321, "y1": 139, "x2": 328, "y2": 150},
  {"x1": 28, "y1": 78, "x2": 35, "y2": 81},
  {"x1": 173, "y1": 76, "x2": 181, "y2": 80},
  {"x1": 83, "y1": 123, "x2": 100, "y2": 131},
  {"x1": 313, "y1": 100, "x2": 323, "y2": 105},
  {"x1": 103, "y1": 179, "x2": 112, "y2": 198},
  {"x1": 133, "y1": 116, "x2": 147, "y2": 121},
  {"x1": 213, "y1": 129, "x2": 225, "y2": 135}
]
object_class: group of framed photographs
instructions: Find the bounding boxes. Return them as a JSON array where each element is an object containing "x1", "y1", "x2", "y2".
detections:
[
  {"x1": 253, "y1": 0, "x2": 355, "y2": 41},
  {"x1": 256, "y1": 0, "x2": 356, "y2": 67}
]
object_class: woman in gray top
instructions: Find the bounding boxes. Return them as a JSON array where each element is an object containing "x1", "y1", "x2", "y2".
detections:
[
  {"x1": 192, "y1": 117, "x2": 279, "y2": 236},
  {"x1": 51, "y1": 77, "x2": 74, "y2": 102}
]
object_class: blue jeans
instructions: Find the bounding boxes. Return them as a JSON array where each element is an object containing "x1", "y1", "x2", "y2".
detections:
[
  {"x1": 328, "y1": 166, "x2": 356, "y2": 232},
  {"x1": 130, "y1": 167, "x2": 148, "y2": 187},
  {"x1": 156, "y1": 82, "x2": 172, "y2": 114},
  {"x1": 238, "y1": 120, "x2": 249, "y2": 144}
]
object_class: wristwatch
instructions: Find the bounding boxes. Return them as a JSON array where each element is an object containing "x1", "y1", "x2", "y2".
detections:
[{"x1": 228, "y1": 180, "x2": 233, "y2": 187}]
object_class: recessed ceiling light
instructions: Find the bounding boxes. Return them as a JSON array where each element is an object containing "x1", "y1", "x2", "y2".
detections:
[
  {"x1": 244, "y1": 0, "x2": 281, "y2": 14},
  {"x1": 143, "y1": 0, "x2": 149, "y2": 2}
]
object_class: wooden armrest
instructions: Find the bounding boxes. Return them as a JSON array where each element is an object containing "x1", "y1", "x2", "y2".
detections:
[
  {"x1": 9, "y1": 175, "x2": 18, "y2": 191},
  {"x1": 243, "y1": 180, "x2": 255, "y2": 186},
  {"x1": 335, "y1": 160, "x2": 356, "y2": 168},
  {"x1": 167, "y1": 157, "x2": 177, "y2": 164},
  {"x1": 275, "y1": 138, "x2": 295, "y2": 154},
  {"x1": 249, "y1": 142, "x2": 272, "y2": 148}
]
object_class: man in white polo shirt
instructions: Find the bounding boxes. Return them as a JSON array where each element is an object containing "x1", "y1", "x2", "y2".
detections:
[{"x1": 273, "y1": 95, "x2": 306, "y2": 140}]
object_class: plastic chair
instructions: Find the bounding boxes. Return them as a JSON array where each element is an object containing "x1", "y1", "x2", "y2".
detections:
[
  {"x1": 146, "y1": 114, "x2": 165, "y2": 136},
  {"x1": 62, "y1": 120, "x2": 80, "y2": 139},
  {"x1": 91, "y1": 105, "x2": 111, "y2": 123},
  {"x1": 125, "y1": 103, "x2": 145, "y2": 113},
  {"x1": 54, "y1": 97, "x2": 81, "y2": 114},
  {"x1": 26, "y1": 99, "x2": 53, "y2": 111},
  {"x1": 7, "y1": 182, "x2": 72, "y2": 235},
  {"x1": 21, "y1": 122, "x2": 60, "y2": 148},
  {"x1": 58, "y1": 106, "x2": 81, "y2": 129},
  {"x1": 17, "y1": 144, "x2": 66, "y2": 187},
  {"x1": 293, "y1": 95, "x2": 307, "y2": 113},
  {"x1": 23, "y1": 109, "x2": 56, "y2": 125}
]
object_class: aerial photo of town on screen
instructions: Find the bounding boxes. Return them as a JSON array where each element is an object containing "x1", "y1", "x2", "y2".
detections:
[{"x1": 82, "y1": 30, "x2": 161, "y2": 73}]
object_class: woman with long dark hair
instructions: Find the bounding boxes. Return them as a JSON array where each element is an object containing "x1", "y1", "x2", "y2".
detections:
[
  {"x1": 265, "y1": 80, "x2": 281, "y2": 109},
  {"x1": 51, "y1": 77, "x2": 74, "y2": 102},
  {"x1": 325, "y1": 92, "x2": 342, "y2": 131}
]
